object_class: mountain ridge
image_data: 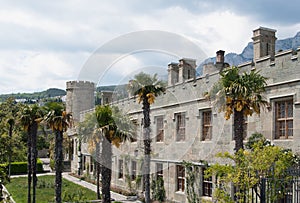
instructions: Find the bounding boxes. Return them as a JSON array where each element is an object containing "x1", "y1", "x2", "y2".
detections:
[{"x1": 199, "y1": 31, "x2": 300, "y2": 69}]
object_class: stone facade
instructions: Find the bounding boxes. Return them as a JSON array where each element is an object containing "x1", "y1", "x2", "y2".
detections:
[{"x1": 66, "y1": 27, "x2": 300, "y2": 202}]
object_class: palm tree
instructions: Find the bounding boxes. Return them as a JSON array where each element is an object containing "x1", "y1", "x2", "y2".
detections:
[
  {"x1": 95, "y1": 105, "x2": 133, "y2": 203},
  {"x1": 214, "y1": 66, "x2": 268, "y2": 152},
  {"x1": 44, "y1": 102, "x2": 72, "y2": 203},
  {"x1": 127, "y1": 72, "x2": 166, "y2": 203},
  {"x1": 20, "y1": 104, "x2": 44, "y2": 203},
  {"x1": 78, "y1": 112, "x2": 101, "y2": 199}
]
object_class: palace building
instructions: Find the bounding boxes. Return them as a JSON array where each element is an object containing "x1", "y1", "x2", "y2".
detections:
[{"x1": 66, "y1": 27, "x2": 300, "y2": 202}]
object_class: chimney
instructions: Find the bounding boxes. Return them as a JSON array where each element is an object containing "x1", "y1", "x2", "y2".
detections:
[
  {"x1": 216, "y1": 50, "x2": 225, "y2": 63},
  {"x1": 252, "y1": 27, "x2": 277, "y2": 62}
]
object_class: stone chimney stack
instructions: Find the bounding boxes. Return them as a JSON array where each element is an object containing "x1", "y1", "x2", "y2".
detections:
[
  {"x1": 216, "y1": 50, "x2": 225, "y2": 64},
  {"x1": 252, "y1": 27, "x2": 277, "y2": 62}
]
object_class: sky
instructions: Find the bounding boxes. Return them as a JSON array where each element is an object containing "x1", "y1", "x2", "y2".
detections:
[{"x1": 1, "y1": 0, "x2": 300, "y2": 94}]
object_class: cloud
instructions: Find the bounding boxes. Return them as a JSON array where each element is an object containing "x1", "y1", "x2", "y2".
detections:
[{"x1": 0, "y1": 0, "x2": 299, "y2": 94}]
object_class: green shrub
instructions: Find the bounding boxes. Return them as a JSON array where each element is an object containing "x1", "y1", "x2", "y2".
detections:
[{"x1": 0, "y1": 159, "x2": 44, "y2": 175}]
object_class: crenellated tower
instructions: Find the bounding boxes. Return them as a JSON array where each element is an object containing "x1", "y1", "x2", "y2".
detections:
[{"x1": 66, "y1": 81, "x2": 95, "y2": 123}]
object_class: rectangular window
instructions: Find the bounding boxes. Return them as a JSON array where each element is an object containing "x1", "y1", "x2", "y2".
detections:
[
  {"x1": 202, "y1": 111, "x2": 212, "y2": 141},
  {"x1": 131, "y1": 160, "x2": 137, "y2": 180},
  {"x1": 118, "y1": 159, "x2": 123, "y2": 179},
  {"x1": 130, "y1": 119, "x2": 138, "y2": 142},
  {"x1": 156, "y1": 116, "x2": 164, "y2": 142},
  {"x1": 275, "y1": 99, "x2": 293, "y2": 139},
  {"x1": 176, "y1": 165, "x2": 185, "y2": 192},
  {"x1": 83, "y1": 155, "x2": 86, "y2": 170},
  {"x1": 90, "y1": 158, "x2": 94, "y2": 173},
  {"x1": 156, "y1": 163, "x2": 163, "y2": 179},
  {"x1": 202, "y1": 168, "x2": 212, "y2": 197},
  {"x1": 176, "y1": 113, "x2": 186, "y2": 141}
]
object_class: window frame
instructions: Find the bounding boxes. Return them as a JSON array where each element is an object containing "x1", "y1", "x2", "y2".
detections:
[
  {"x1": 202, "y1": 168, "x2": 213, "y2": 197},
  {"x1": 131, "y1": 160, "x2": 137, "y2": 180},
  {"x1": 274, "y1": 99, "x2": 293, "y2": 139},
  {"x1": 176, "y1": 165, "x2": 185, "y2": 192},
  {"x1": 130, "y1": 119, "x2": 138, "y2": 142},
  {"x1": 175, "y1": 112, "x2": 186, "y2": 142},
  {"x1": 118, "y1": 159, "x2": 124, "y2": 179},
  {"x1": 156, "y1": 116, "x2": 164, "y2": 142},
  {"x1": 156, "y1": 163, "x2": 163, "y2": 179},
  {"x1": 202, "y1": 110, "x2": 212, "y2": 141}
]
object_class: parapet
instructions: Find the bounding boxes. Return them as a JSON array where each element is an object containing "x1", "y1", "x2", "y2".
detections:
[{"x1": 66, "y1": 81, "x2": 95, "y2": 90}]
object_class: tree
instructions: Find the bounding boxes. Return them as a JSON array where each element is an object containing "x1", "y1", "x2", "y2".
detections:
[
  {"x1": 20, "y1": 104, "x2": 44, "y2": 203},
  {"x1": 0, "y1": 98, "x2": 19, "y2": 179},
  {"x1": 128, "y1": 72, "x2": 166, "y2": 203},
  {"x1": 78, "y1": 112, "x2": 101, "y2": 199},
  {"x1": 95, "y1": 105, "x2": 133, "y2": 203},
  {"x1": 44, "y1": 102, "x2": 72, "y2": 203},
  {"x1": 210, "y1": 66, "x2": 268, "y2": 152},
  {"x1": 207, "y1": 134, "x2": 298, "y2": 202},
  {"x1": 0, "y1": 98, "x2": 26, "y2": 165}
]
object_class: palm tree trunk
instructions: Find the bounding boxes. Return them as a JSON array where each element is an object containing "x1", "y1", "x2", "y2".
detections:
[
  {"x1": 96, "y1": 142, "x2": 101, "y2": 199},
  {"x1": 27, "y1": 126, "x2": 32, "y2": 203},
  {"x1": 55, "y1": 130, "x2": 64, "y2": 203},
  {"x1": 31, "y1": 121, "x2": 38, "y2": 203},
  {"x1": 233, "y1": 109, "x2": 245, "y2": 202},
  {"x1": 143, "y1": 97, "x2": 151, "y2": 203},
  {"x1": 101, "y1": 137, "x2": 112, "y2": 203},
  {"x1": 234, "y1": 109, "x2": 244, "y2": 152}
]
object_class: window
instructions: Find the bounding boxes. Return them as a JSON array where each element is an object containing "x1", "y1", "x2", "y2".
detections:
[
  {"x1": 90, "y1": 158, "x2": 94, "y2": 173},
  {"x1": 202, "y1": 168, "x2": 212, "y2": 197},
  {"x1": 156, "y1": 163, "x2": 163, "y2": 179},
  {"x1": 202, "y1": 111, "x2": 212, "y2": 141},
  {"x1": 176, "y1": 165, "x2": 185, "y2": 192},
  {"x1": 131, "y1": 160, "x2": 137, "y2": 180},
  {"x1": 176, "y1": 113, "x2": 186, "y2": 141},
  {"x1": 130, "y1": 119, "x2": 138, "y2": 142},
  {"x1": 156, "y1": 116, "x2": 164, "y2": 142},
  {"x1": 275, "y1": 99, "x2": 293, "y2": 139},
  {"x1": 83, "y1": 155, "x2": 86, "y2": 170},
  {"x1": 118, "y1": 159, "x2": 123, "y2": 179}
]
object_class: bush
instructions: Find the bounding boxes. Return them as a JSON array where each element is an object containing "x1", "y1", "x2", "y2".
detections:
[{"x1": 0, "y1": 159, "x2": 44, "y2": 175}]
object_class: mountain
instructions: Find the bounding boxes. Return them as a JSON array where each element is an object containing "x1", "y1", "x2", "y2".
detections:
[
  {"x1": 197, "y1": 31, "x2": 300, "y2": 73},
  {"x1": 0, "y1": 88, "x2": 66, "y2": 102}
]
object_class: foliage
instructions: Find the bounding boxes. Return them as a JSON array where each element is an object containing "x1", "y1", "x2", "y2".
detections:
[
  {"x1": 182, "y1": 161, "x2": 202, "y2": 203},
  {"x1": 151, "y1": 177, "x2": 166, "y2": 202},
  {"x1": 0, "y1": 160, "x2": 43, "y2": 175},
  {"x1": 95, "y1": 105, "x2": 134, "y2": 147},
  {"x1": 44, "y1": 102, "x2": 72, "y2": 132},
  {"x1": 128, "y1": 72, "x2": 166, "y2": 104},
  {"x1": 212, "y1": 66, "x2": 268, "y2": 120},
  {"x1": 245, "y1": 132, "x2": 271, "y2": 150},
  {"x1": 209, "y1": 66, "x2": 268, "y2": 152},
  {"x1": 0, "y1": 166, "x2": 9, "y2": 184},
  {"x1": 62, "y1": 189, "x2": 87, "y2": 202},
  {"x1": 0, "y1": 98, "x2": 27, "y2": 163},
  {"x1": 207, "y1": 134, "x2": 298, "y2": 202}
]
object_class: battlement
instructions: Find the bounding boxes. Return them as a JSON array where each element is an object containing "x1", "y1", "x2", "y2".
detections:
[{"x1": 66, "y1": 81, "x2": 95, "y2": 90}]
